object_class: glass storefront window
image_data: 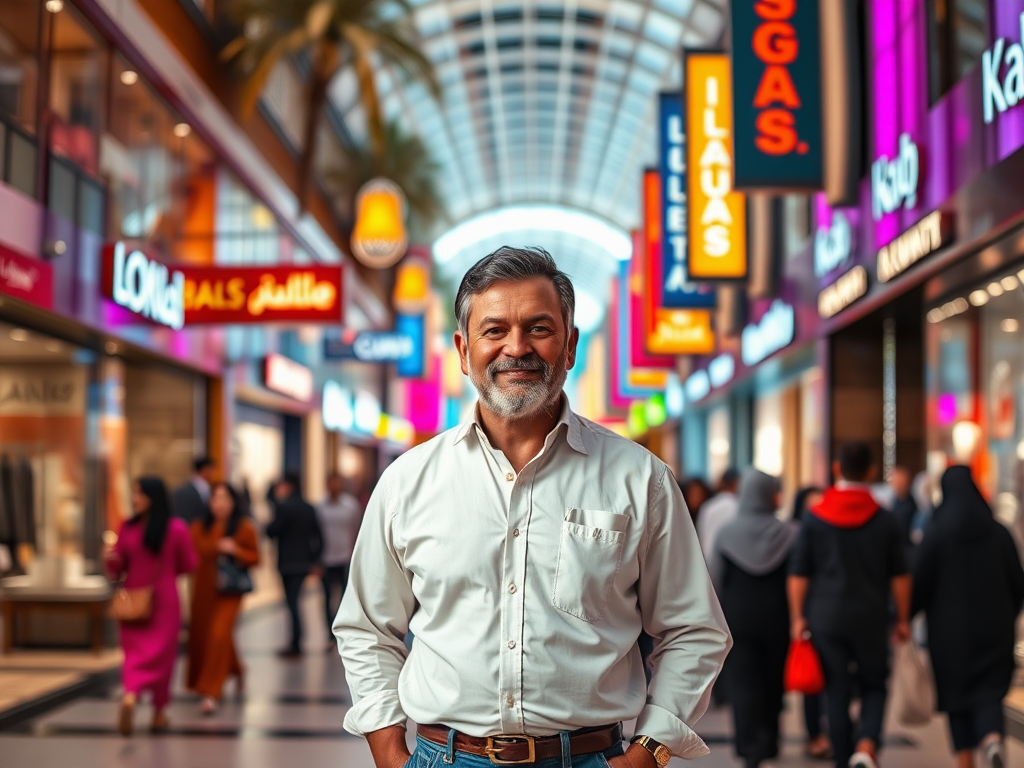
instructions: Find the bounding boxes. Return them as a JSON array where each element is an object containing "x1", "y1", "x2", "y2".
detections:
[
  {"x1": 0, "y1": 0, "x2": 40, "y2": 135},
  {"x1": 0, "y1": 321, "x2": 101, "y2": 578},
  {"x1": 49, "y1": 4, "x2": 105, "y2": 178},
  {"x1": 104, "y1": 55, "x2": 215, "y2": 263},
  {"x1": 926, "y1": 265, "x2": 1024, "y2": 528}
]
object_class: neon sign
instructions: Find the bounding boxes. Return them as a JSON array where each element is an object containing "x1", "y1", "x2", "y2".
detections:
[{"x1": 106, "y1": 242, "x2": 185, "y2": 330}]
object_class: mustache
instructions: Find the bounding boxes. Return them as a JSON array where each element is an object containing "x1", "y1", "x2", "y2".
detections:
[{"x1": 487, "y1": 356, "x2": 549, "y2": 379}]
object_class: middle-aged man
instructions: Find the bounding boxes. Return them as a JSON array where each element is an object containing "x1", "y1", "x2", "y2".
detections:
[
  {"x1": 789, "y1": 441, "x2": 910, "y2": 768},
  {"x1": 336, "y1": 247, "x2": 731, "y2": 768},
  {"x1": 267, "y1": 472, "x2": 323, "y2": 658},
  {"x1": 171, "y1": 456, "x2": 216, "y2": 523}
]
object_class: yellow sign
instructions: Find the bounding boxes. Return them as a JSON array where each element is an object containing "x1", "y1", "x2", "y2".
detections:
[
  {"x1": 686, "y1": 52, "x2": 747, "y2": 280},
  {"x1": 351, "y1": 178, "x2": 408, "y2": 269},
  {"x1": 647, "y1": 308, "x2": 716, "y2": 355}
]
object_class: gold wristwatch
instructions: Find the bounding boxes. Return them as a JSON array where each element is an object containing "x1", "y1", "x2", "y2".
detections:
[{"x1": 631, "y1": 735, "x2": 672, "y2": 767}]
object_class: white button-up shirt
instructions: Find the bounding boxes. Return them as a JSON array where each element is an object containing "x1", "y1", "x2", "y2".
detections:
[{"x1": 335, "y1": 400, "x2": 730, "y2": 759}]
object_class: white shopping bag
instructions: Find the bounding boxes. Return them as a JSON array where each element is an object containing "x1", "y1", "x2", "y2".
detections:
[{"x1": 890, "y1": 641, "x2": 937, "y2": 727}]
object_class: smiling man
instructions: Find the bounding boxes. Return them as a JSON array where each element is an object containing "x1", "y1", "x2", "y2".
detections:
[{"x1": 336, "y1": 246, "x2": 730, "y2": 768}]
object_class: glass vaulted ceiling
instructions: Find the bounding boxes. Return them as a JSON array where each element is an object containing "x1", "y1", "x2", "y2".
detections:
[{"x1": 329, "y1": 0, "x2": 726, "y2": 330}]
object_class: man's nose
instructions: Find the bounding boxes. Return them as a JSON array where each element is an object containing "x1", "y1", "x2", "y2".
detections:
[{"x1": 503, "y1": 327, "x2": 532, "y2": 357}]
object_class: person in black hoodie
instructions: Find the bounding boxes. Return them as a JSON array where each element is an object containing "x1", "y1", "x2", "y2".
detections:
[
  {"x1": 710, "y1": 469, "x2": 797, "y2": 768},
  {"x1": 789, "y1": 442, "x2": 910, "y2": 768},
  {"x1": 912, "y1": 466, "x2": 1024, "y2": 768},
  {"x1": 266, "y1": 473, "x2": 323, "y2": 658}
]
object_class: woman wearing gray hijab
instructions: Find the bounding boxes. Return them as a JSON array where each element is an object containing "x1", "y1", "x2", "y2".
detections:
[{"x1": 711, "y1": 469, "x2": 798, "y2": 768}]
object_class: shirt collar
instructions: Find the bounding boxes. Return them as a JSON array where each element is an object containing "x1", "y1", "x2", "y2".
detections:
[{"x1": 452, "y1": 396, "x2": 588, "y2": 455}]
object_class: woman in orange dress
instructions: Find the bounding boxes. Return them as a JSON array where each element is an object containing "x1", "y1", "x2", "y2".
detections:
[{"x1": 187, "y1": 482, "x2": 259, "y2": 714}]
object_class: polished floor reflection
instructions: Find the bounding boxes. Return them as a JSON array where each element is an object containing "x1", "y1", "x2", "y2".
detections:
[{"x1": 0, "y1": 591, "x2": 1017, "y2": 767}]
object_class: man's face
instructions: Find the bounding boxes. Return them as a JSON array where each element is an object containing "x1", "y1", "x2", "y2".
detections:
[
  {"x1": 199, "y1": 464, "x2": 216, "y2": 483},
  {"x1": 454, "y1": 276, "x2": 579, "y2": 421},
  {"x1": 327, "y1": 476, "x2": 344, "y2": 497},
  {"x1": 274, "y1": 481, "x2": 292, "y2": 502},
  {"x1": 891, "y1": 467, "x2": 912, "y2": 498}
]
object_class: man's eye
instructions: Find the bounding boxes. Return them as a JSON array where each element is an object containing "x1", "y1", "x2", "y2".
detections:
[
  {"x1": 531, "y1": 326, "x2": 551, "y2": 333},
  {"x1": 484, "y1": 328, "x2": 502, "y2": 336}
]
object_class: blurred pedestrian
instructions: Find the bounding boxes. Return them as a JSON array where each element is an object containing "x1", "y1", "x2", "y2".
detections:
[
  {"x1": 266, "y1": 472, "x2": 323, "y2": 658},
  {"x1": 680, "y1": 476, "x2": 712, "y2": 525},
  {"x1": 791, "y1": 486, "x2": 830, "y2": 761},
  {"x1": 187, "y1": 482, "x2": 260, "y2": 715},
  {"x1": 711, "y1": 469, "x2": 796, "y2": 768},
  {"x1": 789, "y1": 442, "x2": 910, "y2": 768},
  {"x1": 888, "y1": 466, "x2": 918, "y2": 562},
  {"x1": 317, "y1": 472, "x2": 363, "y2": 645},
  {"x1": 104, "y1": 477, "x2": 197, "y2": 736},
  {"x1": 912, "y1": 466, "x2": 1024, "y2": 768},
  {"x1": 171, "y1": 457, "x2": 216, "y2": 524},
  {"x1": 698, "y1": 467, "x2": 740, "y2": 562}
]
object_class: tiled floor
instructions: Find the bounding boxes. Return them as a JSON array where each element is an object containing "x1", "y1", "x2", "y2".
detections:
[
  {"x1": 0, "y1": 648, "x2": 122, "y2": 712},
  {"x1": 0, "y1": 591, "x2": 1020, "y2": 767}
]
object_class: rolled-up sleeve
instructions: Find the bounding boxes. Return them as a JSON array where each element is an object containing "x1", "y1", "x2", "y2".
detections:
[
  {"x1": 334, "y1": 471, "x2": 416, "y2": 736},
  {"x1": 634, "y1": 464, "x2": 732, "y2": 759}
]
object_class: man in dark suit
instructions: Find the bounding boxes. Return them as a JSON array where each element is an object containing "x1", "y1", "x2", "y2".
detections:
[
  {"x1": 266, "y1": 472, "x2": 323, "y2": 658},
  {"x1": 171, "y1": 457, "x2": 216, "y2": 523}
]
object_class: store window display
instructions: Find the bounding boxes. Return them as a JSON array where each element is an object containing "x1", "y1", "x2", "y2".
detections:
[
  {"x1": 0, "y1": 0, "x2": 41, "y2": 196},
  {"x1": 926, "y1": 265, "x2": 1024, "y2": 528},
  {"x1": 0, "y1": 322, "x2": 105, "y2": 591}
]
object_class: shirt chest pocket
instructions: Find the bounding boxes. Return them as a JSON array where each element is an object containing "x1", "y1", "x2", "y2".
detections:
[{"x1": 551, "y1": 508, "x2": 630, "y2": 622}]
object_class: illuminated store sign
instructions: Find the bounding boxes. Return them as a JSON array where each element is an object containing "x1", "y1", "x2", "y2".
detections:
[
  {"x1": 659, "y1": 93, "x2": 688, "y2": 303},
  {"x1": 685, "y1": 51, "x2": 747, "y2": 280},
  {"x1": 264, "y1": 354, "x2": 314, "y2": 402},
  {"x1": 730, "y1": 0, "x2": 822, "y2": 188},
  {"x1": 647, "y1": 308, "x2": 716, "y2": 356},
  {"x1": 351, "y1": 178, "x2": 408, "y2": 269},
  {"x1": 982, "y1": 14, "x2": 1024, "y2": 124},
  {"x1": 818, "y1": 265, "x2": 868, "y2": 319},
  {"x1": 814, "y1": 211, "x2": 852, "y2": 277},
  {"x1": 871, "y1": 133, "x2": 919, "y2": 220},
  {"x1": 876, "y1": 210, "x2": 953, "y2": 283},
  {"x1": 322, "y1": 320, "x2": 424, "y2": 377},
  {"x1": 708, "y1": 353, "x2": 735, "y2": 388},
  {"x1": 685, "y1": 370, "x2": 711, "y2": 402},
  {"x1": 741, "y1": 299, "x2": 795, "y2": 366},
  {"x1": 0, "y1": 243, "x2": 53, "y2": 310},
  {"x1": 322, "y1": 381, "x2": 354, "y2": 432},
  {"x1": 182, "y1": 265, "x2": 343, "y2": 324},
  {"x1": 103, "y1": 242, "x2": 185, "y2": 330}
]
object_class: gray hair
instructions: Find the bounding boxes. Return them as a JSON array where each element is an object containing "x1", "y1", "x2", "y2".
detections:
[{"x1": 455, "y1": 246, "x2": 575, "y2": 335}]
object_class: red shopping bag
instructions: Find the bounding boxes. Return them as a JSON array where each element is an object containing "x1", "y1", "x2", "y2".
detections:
[{"x1": 784, "y1": 638, "x2": 825, "y2": 694}]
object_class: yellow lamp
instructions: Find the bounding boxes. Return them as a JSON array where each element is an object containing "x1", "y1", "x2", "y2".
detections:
[{"x1": 351, "y1": 178, "x2": 408, "y2": 269}]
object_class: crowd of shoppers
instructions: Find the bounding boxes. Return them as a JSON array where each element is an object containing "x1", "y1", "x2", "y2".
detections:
[
  {"x1": 684, "y1": 442, "x2": 1024, "y2": 768},
  {"x1": 103, "y1": 466, "x2": 363, "y2": 735}
]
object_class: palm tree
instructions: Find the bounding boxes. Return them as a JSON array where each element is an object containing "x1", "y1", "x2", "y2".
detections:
[
  {"x1": 328, "y1": 119, "x2": 447, "y2": 242},
  {"x1": 222, "y1": 0, "x2": 439, "y2": 212}
]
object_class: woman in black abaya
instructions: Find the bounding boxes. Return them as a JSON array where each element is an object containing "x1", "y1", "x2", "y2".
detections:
[{"x1": 912, "y1": 466, "x2": 1024, "y2": 768}]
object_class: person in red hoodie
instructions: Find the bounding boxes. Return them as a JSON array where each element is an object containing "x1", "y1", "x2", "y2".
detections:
[{"x1": 788, "y1": 441, "x2": 911, "y2": 768}]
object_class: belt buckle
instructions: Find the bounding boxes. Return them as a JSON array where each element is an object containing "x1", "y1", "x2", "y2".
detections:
[{"x1": 485, "y1": 735, "x2": 536, "y2": 765}]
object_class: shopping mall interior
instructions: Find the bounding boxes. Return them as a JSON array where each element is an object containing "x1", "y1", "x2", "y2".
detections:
[{"x1": 2, "y1": 0, "x2": 1024, "y2": 766}]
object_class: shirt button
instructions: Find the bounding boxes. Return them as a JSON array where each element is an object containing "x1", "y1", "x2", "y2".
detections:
[
  {"x1": 507, "y1": 640, "x2": 516, "y2": 649},
  {"x1": 512, "y1": 529, "x2": 520, "y2": 537},
  {"x1": 506, "y1": 695, "x2": 515, "y2": 708},
  {"x1": 508, "y1": 583, "x2": 517, "y2": 594},
  {"x1": 505, "y1": 472, "x2": 514, "y2": 481}
]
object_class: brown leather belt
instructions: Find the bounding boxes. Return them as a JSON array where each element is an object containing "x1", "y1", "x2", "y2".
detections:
[{"x1": 417, "y1": 723, "x2": 622, "y2": 765}]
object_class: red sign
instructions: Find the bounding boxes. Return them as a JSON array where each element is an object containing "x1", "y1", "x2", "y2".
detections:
[
  {"x1": 264, "y1": 354, "x2": 314, "y2": 402},
  {"x1": 182, "y1": 265, "x2": 344, "y2": 324},
  {"x1": 0, "y1": 244, "x2": 53, "y2": 310},
  {"x1": 101, "y1": 244, "x2": 344, "y2": 325}
]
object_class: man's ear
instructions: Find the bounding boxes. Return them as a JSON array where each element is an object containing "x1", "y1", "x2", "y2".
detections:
[
  {"x1": 454, "y1": 331, "x2": 469, "y2": 375},
  {"x1": 566, "y1": 326, "x2": 580, "y2": 370}
]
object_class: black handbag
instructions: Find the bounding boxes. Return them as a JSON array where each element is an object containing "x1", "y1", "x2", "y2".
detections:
[{"x1": 216, "y1": 555, "x2": 253, "y2": 595}]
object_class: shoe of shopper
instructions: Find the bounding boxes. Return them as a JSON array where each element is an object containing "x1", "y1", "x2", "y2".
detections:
[
  {"x1": 983, "y1": 740, "x2": 1006, "y2": 768},
  {"x1": 806, "y1": 735, "x2": 833, "y2": 760},
  {"x1": 199, "y1": 696, "x2": 218, "y2": 716},
  {"x1": 849, "y1": 751, "x2": 878, "y2": 768},
  {"x1": 118, "y1": 692, "x2": 136, "y2": 737},
  {"x1": 150, "y1": 709, "x2": 170, "y2": 733}
]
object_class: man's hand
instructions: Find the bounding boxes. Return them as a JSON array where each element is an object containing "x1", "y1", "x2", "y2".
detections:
[
  {"x1": 366, "y1": 724, "x2": 411, "y2": 768},
  {"x1": 607, "y1": 743, "x2": 658, "y2": 768},
  {"x1": 892, "y1": 620, "x2": 911, "y2": 645},
  {"x1": 791, "y1": 616, "x2": 809, "y2": 640}
]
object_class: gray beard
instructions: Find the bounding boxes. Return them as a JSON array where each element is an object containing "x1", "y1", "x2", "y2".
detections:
[{"x1": 469, "y1": 350, "x2": 568, "y2": 421}]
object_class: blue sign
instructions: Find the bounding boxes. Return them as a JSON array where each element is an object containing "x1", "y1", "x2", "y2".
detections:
[
  {"x1": 322, "y1": 314, "x2": 425, "y2": 378},
  {"x1": 659, "y1": 92, "x2": 716, "y2": 309}
]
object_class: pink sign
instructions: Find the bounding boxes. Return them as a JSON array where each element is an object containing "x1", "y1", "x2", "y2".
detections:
[{"x1": 0, "y1": 243, "x2": 53, "y2": 310}]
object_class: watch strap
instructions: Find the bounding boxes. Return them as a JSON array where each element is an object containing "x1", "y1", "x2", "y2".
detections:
[{"x1": 631, "y1": 735, "x2": 672, "y2": 767}]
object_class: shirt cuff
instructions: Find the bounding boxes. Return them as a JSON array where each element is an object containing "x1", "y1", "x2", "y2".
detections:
[
  {"x1": 634, "y1": 703, "x2": 709, "y2": 759},
  {"x1": 342, "y1": 689, "x2": 408, "y2": 736}
]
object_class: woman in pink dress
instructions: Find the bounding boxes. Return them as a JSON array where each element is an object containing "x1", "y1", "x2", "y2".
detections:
[{"x1": 105, "y1": 477, "x2": 197, "y2": 735}]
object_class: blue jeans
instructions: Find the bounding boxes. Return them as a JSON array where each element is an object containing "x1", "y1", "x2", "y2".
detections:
[{"x1": 405, "y1": 734, "x2": 625, "y2": 768}]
